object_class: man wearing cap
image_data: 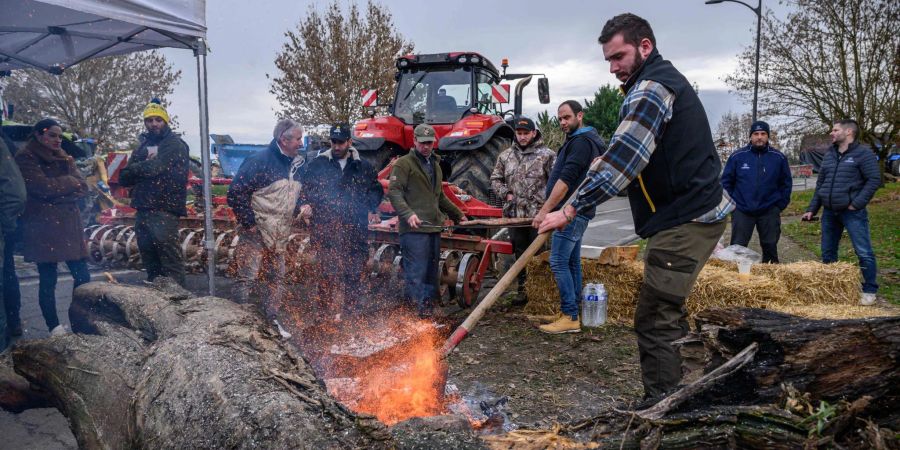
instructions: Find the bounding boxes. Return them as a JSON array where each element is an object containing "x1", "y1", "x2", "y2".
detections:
[
  {"x1": 302, "y1": 124, "x2": 383, "y2": 318},
  {"x1": 227, "y1": 119, "x2": 305, "y2": 337},
  {"x1": 119, "y1": 98, "x2": 190, "y2": 286},
  {"x1": 721, "y1": 120, "x2": 792, "y2": 263},
  {"x1": 490, "y1": 116, "x2": 556, "y2": 305},
  {"x1": 388, "y1": 124, "x2": 467, "y2": 318}
]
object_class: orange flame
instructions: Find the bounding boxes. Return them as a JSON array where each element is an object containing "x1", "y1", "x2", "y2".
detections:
[
  {"x1": 350, "y1": 318, "x2": 447, "y2": 425},
  {"x1": 292, "y1": 308, "x2": 449, "y2": 426}
]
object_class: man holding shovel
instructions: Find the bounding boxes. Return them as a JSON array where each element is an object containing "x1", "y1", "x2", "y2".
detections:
[{"x1": 539, "y1": 14, "x2": 734, "y2": 401}]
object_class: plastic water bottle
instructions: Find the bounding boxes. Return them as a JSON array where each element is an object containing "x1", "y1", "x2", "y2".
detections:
[
  {"x1": 595, "y1": 283, "x2": 608, "y2": 326},
  {"x1": 582, "y1": 284, "x2": 599, "y2": 327}
]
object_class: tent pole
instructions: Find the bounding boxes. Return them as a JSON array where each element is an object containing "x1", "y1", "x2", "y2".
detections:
[{"x1": 195, "y1": 38, "x2": 215, "y2": 296}]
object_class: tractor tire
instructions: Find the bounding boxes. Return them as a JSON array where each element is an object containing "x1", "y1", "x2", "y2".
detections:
[
  {"x1": 448, "y1": 135, "x2": 510, "y2": 203},
  {"x1": 891, "y1": 159, "x2": 900, "y2": 177},
  {"x1": 358, "y1": 145, "x2": 402, "y2": 172}
]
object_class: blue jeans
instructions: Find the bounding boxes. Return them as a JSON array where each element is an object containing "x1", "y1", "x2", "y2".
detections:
[
  {"x1": 37, "y1": 259, "x2": 91, "y2": 331},
  {"x1": 821, "y1": 208, "x2": 878, "y2": 294},
  {"x1": 399, "y1": 232, "x2": 441, "y2": 314},
  {"x1": 550, "y1": 215, "x2": 589, "y2": 319}
]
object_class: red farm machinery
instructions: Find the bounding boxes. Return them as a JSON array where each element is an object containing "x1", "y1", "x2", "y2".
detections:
[{"x1": 353, "y1": 52, "x2": 550, "y2": 204}]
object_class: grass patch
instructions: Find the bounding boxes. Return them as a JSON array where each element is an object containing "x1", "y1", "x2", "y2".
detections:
[
  {"x1": 782, "y1": 182, "x2": 900, "y2": 304},
  {"x1": 783, "y1": 186, "x2": 815, "y2": 216}
]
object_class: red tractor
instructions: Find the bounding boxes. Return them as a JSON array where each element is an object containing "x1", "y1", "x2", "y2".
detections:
[{"x1": 352, "y1": 52, "x2": 550, "y2": 203}]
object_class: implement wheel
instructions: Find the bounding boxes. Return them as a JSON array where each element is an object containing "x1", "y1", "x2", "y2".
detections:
[{"x1": 455, "y1": 253, "x2": 481, "y2": 308}]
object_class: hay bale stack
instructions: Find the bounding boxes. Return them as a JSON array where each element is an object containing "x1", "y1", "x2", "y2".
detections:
[
  {"x1": 523, "y1": 257, "x2": 642, "y2": 323},
  {"x1": 751, "y1": 261, "x2": 860, "y2": 304},
  {"x1": 687, "y1": 265, "x2": 792, "y2": 311},
  {"x1": 524, "y1": 256, "x2": 881, "y2": 322},
  {"x1": 706, "y1": 259, "x2": 860, "y2": 304}
]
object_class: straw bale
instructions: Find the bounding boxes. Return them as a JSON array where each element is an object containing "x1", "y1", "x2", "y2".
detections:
[
  {"x1": 769, "y1": 304, "x2": 900, "y2": 320},
  {"x1": 751, "y1": 261, "x2": 860, "y2": 304},
  {"x1": 522, "y1": 258, "x2": 642, "y2": 324},
  {"x1": 523, "y1": 257, "x2": 864, "y2": 324},
  {"x1": 707, "y1": 259, "x2": 860, "y2": 304}
]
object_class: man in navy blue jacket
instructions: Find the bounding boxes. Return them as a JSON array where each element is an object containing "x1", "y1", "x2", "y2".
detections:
[
  {"x1": 721, "y1": 121, "x2": 792, "y2": 263},
  {"x1": 533, "y1": 100, "x2": 606, "y2": 334},
  {"x1": 302, "y1": 124, "x2": 383, "y2": 318},
  {"x1": 802, "y1": 119, "x2": 880, "y2": 305},
  {"x1": 226, "y1": 119, "x2": 306, "y2": 337}
]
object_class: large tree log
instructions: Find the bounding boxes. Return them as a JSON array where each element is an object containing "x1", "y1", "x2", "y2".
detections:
[
  {"x1": 11, "y1": 281, "x2": 399, "y2": 449},
  {"x1": 687, "y1": 308, "x2": 900, "y2": 425}
]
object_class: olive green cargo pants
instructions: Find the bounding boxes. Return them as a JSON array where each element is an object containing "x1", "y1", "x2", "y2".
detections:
[{"x1": 635, "y1": 220, "x2": 726, "y2": 399}]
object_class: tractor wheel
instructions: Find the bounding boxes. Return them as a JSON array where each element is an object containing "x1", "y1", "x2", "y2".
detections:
[
  {"x1": 891, "y1": 158, "x2": 900, "y2": 177},
  {"x1": 359, "y1": 145, "x2": 401, "y2": 171},
  {"x1": 448, "y1": 134, "x2": 510, "y2": 203}
]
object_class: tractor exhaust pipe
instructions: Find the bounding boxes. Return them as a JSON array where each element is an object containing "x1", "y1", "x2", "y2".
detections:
[{"x1": 513, "y1": 75, "x2": 533, "y2": 117}]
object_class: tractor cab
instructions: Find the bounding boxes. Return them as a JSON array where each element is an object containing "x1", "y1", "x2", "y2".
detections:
[{"x1": 392, "y1": 53, "x2": 504, "y2": 125}]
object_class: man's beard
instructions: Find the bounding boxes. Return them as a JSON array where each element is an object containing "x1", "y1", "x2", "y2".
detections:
[{"x1": 627, "y1": 49, "x2": 645, "y2": 79}]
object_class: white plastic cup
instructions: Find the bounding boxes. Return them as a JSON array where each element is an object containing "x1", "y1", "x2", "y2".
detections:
[{"x1": 737, "y1": 261, "x2": 752, "y2": 281}]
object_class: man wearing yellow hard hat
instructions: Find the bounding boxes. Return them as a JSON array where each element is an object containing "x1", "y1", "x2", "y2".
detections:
[{"x1": 119, "y1": 98, "x2": 190, "y2": 286}]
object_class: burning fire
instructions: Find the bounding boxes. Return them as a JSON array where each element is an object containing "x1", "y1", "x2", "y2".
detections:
[
  {"x1": 286, "y1": 306, "x2": 449, "y2": 426},
  {"x1": 352, "y1": 319, "x2": 446, "y2": 425}
]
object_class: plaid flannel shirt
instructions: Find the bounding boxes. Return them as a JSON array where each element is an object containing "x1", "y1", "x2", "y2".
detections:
[{"x1": 571, "y1": 80, "x2": 734, "y2": 222}]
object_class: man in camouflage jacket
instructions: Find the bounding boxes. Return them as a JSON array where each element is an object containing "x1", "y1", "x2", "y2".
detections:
[{"x1": 490, "y1": 117, "x2": 556, "y2": 304}]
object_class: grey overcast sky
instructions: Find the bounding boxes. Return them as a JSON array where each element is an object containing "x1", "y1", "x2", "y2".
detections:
[{"x1": 161, "y1": 0, "x2": 792, "y2": 155}]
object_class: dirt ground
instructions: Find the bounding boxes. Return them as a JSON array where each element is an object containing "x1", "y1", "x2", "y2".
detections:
[{"x1": 444, "y1": 300, "x2": 643, "y2": 430}]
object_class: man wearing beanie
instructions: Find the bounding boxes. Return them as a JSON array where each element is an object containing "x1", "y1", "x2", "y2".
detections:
[
  {"x1": 119, "y1": 98, "x2": 190, "y2": 286},
  {"x1": 721, "y1": 120, "x2": 792, "y2": 263}
]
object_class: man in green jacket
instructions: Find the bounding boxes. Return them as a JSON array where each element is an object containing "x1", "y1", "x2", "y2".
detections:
[
  {"x1": 0, "y1": 132, "x2": 26, "y2": 351},
  {"x1": 388, "y1": 124, "x2": 466, "y2": 318}
]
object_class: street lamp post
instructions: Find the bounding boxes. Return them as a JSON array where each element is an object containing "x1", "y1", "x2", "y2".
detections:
[{"x1": 706, "y1": 0, "x2": 762, "y2": 123}]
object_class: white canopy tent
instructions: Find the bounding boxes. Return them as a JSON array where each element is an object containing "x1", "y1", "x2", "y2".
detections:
[{"x1": 0, "y1": 0, "x2": 219, "y2": 294}]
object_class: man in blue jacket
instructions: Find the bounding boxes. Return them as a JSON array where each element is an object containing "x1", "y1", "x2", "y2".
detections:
[
  {"x1": 721, "y1": 121, "x2": 792, "y2": 263},
  {"x1": 802, "y1": 119, "x2": 880, "y2": 306},
  {"x1": 302, "y1": 124, "x2": 383, "y2": 318},
  {"x1": 533, "y1": 100, "x2": 606, "y2": 334},
  {"x1": 227, "y1": 119, "x2": 305, "y2": 337}
]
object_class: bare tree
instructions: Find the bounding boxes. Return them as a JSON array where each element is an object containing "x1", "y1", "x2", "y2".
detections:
[
  {"x1": 2, "y1": 51, "x2": 181, "y2": 153},
  {"x1": 268, "y1": 0, "x2": 414, "y2": 126},
  {"x1": 726, "y1": 0, "x2": 899, "y2": 166}
]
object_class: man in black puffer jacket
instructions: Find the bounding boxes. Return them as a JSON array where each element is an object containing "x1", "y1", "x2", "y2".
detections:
[
  {"x1": 302, "y1": 124, "x2": 383, "y2": 318},
  {"x1": 119, "y1": 99, "x2": 189, "y2": 286},
  {"x1": 802, "y1": 119, "x2": 880, "y2": 305}
]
